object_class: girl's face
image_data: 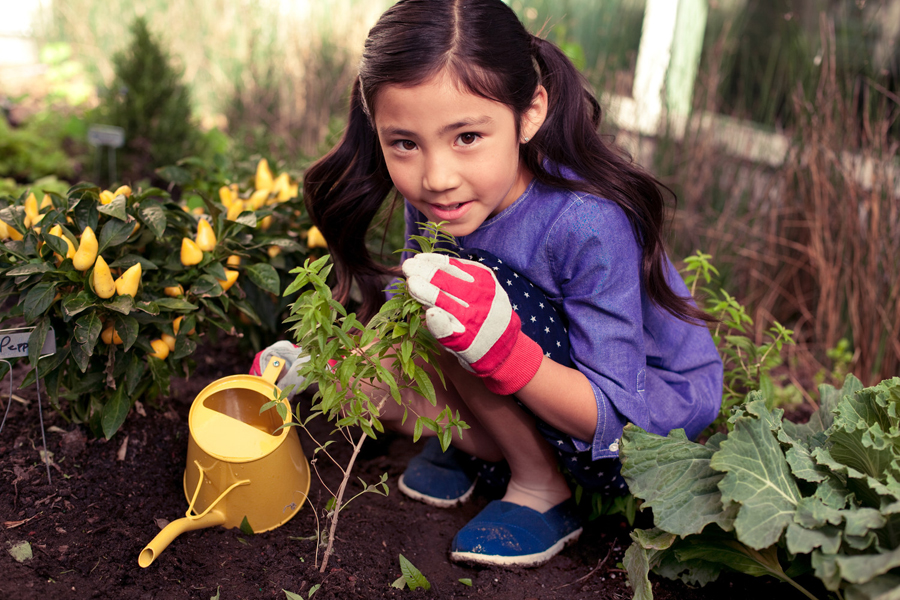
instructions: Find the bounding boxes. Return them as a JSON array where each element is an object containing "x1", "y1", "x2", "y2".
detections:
[{"x1": 373, "y1": 70, "x2": 547, "y2": 237}]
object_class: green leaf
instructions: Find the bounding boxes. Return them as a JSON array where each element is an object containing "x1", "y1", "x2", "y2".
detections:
[
  {"x1": 190, "y1": 274, "x2": 224, "y2": 298},
  {"x1": 620, "y1": 425, "x2": 736, "y2": 536},
  {"x1": 156, "y1": 165, "x2": 192, "y2": 184},
  {"x1": 785, "y1": 522, "x2": 842, "y2": 555},
  {"x1": 138, "y1": 203, "x2": 167, "y2": 239},
  {"x1": 623, "y1": 541, "x2": 654, "y2": 600},
  {"x1": 23, "y1": 281, "x2": 58, "y2": 322},
  {"x1": 24, "y1": 318, "x2": 50, "y2": 367},
  {"x1": 836, "y1": 545, "x2": 900, "y2": 585},
  {"x1": 154, "y1": 297, "x2": 198, "y2": 311},
  {"x1": 239, "y1": 516, "x2": 254, "y2": 535},
  {"x1": 104, "y1": 295, "x2": 134, "y2": 315},
  {"x1": 98, "y1": 217, "x2": 136, "y2": 252},
  {"x1": 398, "y1": 554, "x2": 430, "y2": 591},
  {"x1": 458, "y1": 578, "x2": 472, "y2": 586},
  {"x1": 709, "y1": 402, "x2": 802, "y2": 549},
  {"x1": 101, "y1": 386, "x2": 131, "y2": 439},
  {"x1": 74, "y1": 311, "x2": 103, "y2": 356},
  {"x1": 96, "y1": 194, "x2": 128, "y2": 221},
  {"x1": 5, "y1": 262, "x2": 53, "y2": 276},
  {"x1": 62, "y1": 291, "x2": 96, "y2": 318},
  {"x1": 245, "y1": 263, "x2": 280, "y2": 295},
  {"x1": 282, "y1": 590, "x2": 303, "y2": 600},
  {"x1": 7, "y1": 540, "x2": 33, "y2": 563}
]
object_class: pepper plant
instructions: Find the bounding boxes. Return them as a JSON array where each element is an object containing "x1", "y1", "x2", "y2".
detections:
[
  {"x1": 0, "y1": 175, "x2": 305, "y2": 439},
  {"x1": 267, "y1": 221, "x2": 467, "y2": 572}
]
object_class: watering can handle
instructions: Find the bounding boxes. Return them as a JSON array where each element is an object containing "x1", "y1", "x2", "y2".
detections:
[{"x1": 185, "y1": 460, "x2": 250, "y2": 521}]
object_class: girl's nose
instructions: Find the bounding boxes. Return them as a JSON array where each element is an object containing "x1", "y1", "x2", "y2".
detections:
[{"x1": 422, "y1": 154, "x2": 461, "y2": 192}]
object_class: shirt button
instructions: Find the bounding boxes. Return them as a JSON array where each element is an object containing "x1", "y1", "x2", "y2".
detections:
[{"x1": 608, "y1": 440, "x2": 619, "y2": 452}]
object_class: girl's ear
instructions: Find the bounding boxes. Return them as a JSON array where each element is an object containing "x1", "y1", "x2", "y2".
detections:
[{"x1": 520, "y1": 85, "x2": 548, "y2": 143}]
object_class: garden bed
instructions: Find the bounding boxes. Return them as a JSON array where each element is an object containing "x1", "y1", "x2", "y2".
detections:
[{"x1": 1, "y1": 335, "x2": 794, "y2": 599}]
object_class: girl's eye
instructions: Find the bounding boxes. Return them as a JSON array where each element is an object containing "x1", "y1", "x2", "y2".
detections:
[
  {"x1": 393, "y1": 140, "x2": 417, "y2": 151},
  {"x1": 457, "y1": 133, "x2": 480, "y2": 146}
]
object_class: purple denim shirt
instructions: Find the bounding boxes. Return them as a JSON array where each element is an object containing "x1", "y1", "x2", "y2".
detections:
[{"x1": 401, "y1": 178, "x2": 723, "y2": 460}]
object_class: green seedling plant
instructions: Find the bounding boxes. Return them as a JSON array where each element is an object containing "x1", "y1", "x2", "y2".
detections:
[
  {"x1": 682, "y1": 251, "x2": 795, "y2": 435},
  {"x1": 264, "y1": 221, "x2": 467, "y2": 573},
  {"x1": 391, "y1": 554, "x2": 431, "y2": 591}
]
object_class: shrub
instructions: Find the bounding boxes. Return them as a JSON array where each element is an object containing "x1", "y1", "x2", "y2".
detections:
[
  {"x1": 98, "y1": 17, "x2": 203, "y2": 183},
  {"x1": 0, "y1": 172, "x2": 307, "y2": 439}
]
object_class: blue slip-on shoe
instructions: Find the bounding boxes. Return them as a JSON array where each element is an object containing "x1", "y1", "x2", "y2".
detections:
[
  {"x1": 398, "y1": 437, "x2": 479, "y2": 508},
  {"x1": 450, "y1": 499, "x2": 583, "y2": 567}
]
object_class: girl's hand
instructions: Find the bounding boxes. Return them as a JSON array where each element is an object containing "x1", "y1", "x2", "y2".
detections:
[{"x1": 402, "y1": 253, "x2": 544, "y2": 395}]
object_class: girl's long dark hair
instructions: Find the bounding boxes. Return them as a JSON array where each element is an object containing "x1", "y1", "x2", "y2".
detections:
[{"x1": 304, "y1": 0, "x2": 711, "y2": 325}]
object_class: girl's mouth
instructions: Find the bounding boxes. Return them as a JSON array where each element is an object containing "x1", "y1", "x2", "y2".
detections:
[{"x1": 430, "y1": 201, "x2": 472, "y2": 221}]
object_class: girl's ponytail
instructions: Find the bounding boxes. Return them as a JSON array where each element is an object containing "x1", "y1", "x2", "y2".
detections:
[
  {"x1": 527, "y1": 34, "x2": 713, "y2": 325},
  {"x1": 303, "y1": 78, "x2": 395, "y2": 322}
]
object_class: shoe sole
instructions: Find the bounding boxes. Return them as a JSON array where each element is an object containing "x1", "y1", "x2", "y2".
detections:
[
  {"x1": 397, "y1": 474, "x2": 476, "y2": 508},
  {"x1": 449, "y1": 527, "x2": 583, "y2": 568}
]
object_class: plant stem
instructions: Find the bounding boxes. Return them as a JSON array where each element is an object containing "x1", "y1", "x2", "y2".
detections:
[{"x1": 319, "y1": 430, "x2": 368, "y2": 573}]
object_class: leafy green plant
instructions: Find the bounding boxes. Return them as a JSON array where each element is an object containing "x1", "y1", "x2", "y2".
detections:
[
  {"x1": 156, "y1": 154, "x2": 312, "y2": 350},
  {"x1": 391, "y1": 554, "x2": 431, "y2": 591},
  {"x1": 267, "y1": 222, "x2": 466, "y2": 573},
  {"x1": 620, "y1": 374, "x2": 900, "y2": 599},
  {"x1": 0, "y1": 111, "x2": 81, "y2": 182},
  {"x1": 682, "y1": 251, "x2": 796, "y2": 434},
  {"x1": 0, "y1": 178, "x2": 298, "y2": 438}
]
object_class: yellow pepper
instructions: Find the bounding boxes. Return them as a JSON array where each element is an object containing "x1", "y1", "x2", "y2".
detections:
[
  {"x1": 259, "y1": 215, "x2": 272, "y2": 230},
  {"x1": 115, "y1": 262, "x2": 142, "y2": 297},
  {"x1": 24, "y1": 192, "x2": 39, "y2": 227},
  {"x1": 226, "y1": 254, "x2": 241, "y2": 267},
  {"x1": 72, "y1": 226, "x2": 99, "y2": 271},
  {"x1": 195, "y1": 218, "x2": 217, "y2": 252},
  {"x1": 248, "y1": 189, "x2": 269, "y2": 210},
  {"x1": 48, "y1": 224, "x2": 76, "y2": 263},
  {"x1": 173, "y1": 315, "x2": 195, "y2": 336},
  {"x1": 255, "y1": 158, "x2": 274, "y2": 192},
  {"x1": 218, "y1": 185, "x2": 234, "y2": 207},
  {"x1": 180, "y1": 238, "x2": 203, "y2": 266},
  {"x1": 164, "y1": 284, "x2": 184, "y2": 297},
  {"x1": 148, "y1": 339, "x2": 170, "y2": 360},
  {"x1": 271, "y1": 172, "x2": 290, "y2": 197},
  {"x1": 307, "y1": 225, "x2": 327, "y2": 249},
  {"x1": 226, "y1": 199, "x2": 244, "y2": 221},
  {"x1": 218, "y1": 269, "x2": 239, "y2": 292},
  {"x1": 2, "y1": 219, "x2": 23, "y2": 241},
  {"x1": 101, "y1": 325, "x2": 123, "y2": 345},
  {"x1": 92, "y1": 255, "x2": 116, "y2": 299},
  {"x1": 113, "y1": 185, "x2": 132, "y2": 198},
  {"x1": 267, "y1": 246, "x2": 281, "y2": 258},
  {"x1": 161, "y1": 333, "x2": 177, "y2": 352},
  {"x1": 40, "y1": 194, "x2": 53, "y2": 210},
  {"x1": 99, "y1": 190, "x2": 115, "y2": 205},
  {"x1": 279, "y1": 183, "x2": 299, "y2": 202}
]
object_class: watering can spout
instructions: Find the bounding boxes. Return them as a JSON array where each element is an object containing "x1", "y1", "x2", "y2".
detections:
[{"x1": 138, "y1": 511, "x2": 226, "y2": 568}]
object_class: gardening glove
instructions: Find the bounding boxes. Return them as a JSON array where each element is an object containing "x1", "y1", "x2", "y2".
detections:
[
  {"x1": 250, "y1": 340, "x2": 310, "y2": 397},
  {"x1": 402, "y1": 253, "x2": 544, "y2": 396}
]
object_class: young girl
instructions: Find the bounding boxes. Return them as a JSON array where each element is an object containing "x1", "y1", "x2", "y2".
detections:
[{"x1": 299, "y1": 0, "x2": 723, "y2": 567}]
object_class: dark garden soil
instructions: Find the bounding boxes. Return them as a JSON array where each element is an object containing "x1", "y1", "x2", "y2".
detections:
[{"x1": 1, "y1": 335, "x2": 798, "y2": 600}]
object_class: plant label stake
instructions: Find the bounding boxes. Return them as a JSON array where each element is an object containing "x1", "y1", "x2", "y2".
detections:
[
  {"x1": 0, "y1": 326, "x2": 58, "y2": 484},
  {"x1": 87, "y1": 124, "x2": 125, "y2": 186}
]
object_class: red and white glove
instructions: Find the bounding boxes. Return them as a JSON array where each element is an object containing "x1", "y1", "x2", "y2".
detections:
[
  {"x1": 402, "y1": 253, "x2": 543, "y2": 396},
  {"x1": 249, "y1": 340, "x2": 310, "y2": 396}
]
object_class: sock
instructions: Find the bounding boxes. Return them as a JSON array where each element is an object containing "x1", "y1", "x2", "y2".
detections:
[{"x1": 501, "y1": 478, "x2": 571, "y2": 513}]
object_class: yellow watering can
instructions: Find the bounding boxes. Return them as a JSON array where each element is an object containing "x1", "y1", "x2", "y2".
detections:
[{"x1": 139, "y1": 356, "x2": 310, "y2": 567}]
